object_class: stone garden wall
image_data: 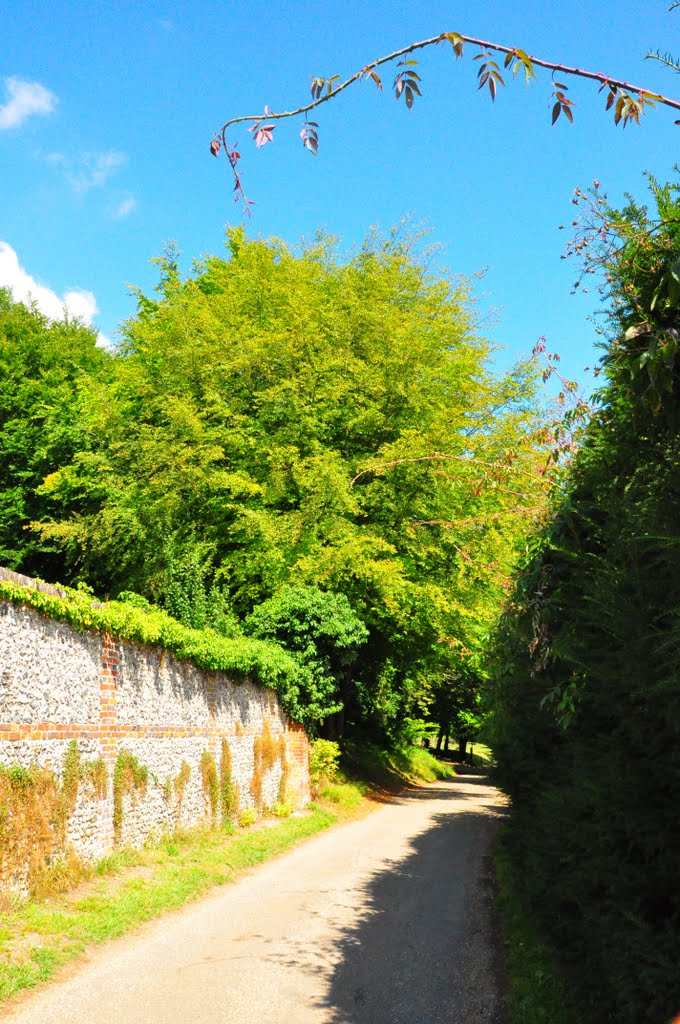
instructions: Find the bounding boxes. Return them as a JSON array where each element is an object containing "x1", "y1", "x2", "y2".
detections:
[{"x1": 0, "y1": 571, "x2": 310, "y2": 892}]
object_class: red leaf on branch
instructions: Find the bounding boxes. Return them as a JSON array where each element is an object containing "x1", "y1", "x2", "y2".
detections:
[
  {"x1": 255, "y1": 125, "x2": 276, "y2": 147},
  {"x1": 210, "y1": 138, "x2": 221, "y2": 157}
]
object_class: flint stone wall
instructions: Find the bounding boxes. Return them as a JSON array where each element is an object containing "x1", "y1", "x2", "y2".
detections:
[{"x1": 0, "y1": 585, "x2": 311, "y2": 872}]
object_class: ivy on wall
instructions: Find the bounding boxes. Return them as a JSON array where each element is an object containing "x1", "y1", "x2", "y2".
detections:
[{"x1": 0, "y1": 579, "x2": 306, "y2": 721}]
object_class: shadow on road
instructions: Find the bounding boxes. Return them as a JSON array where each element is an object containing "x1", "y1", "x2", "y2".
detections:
[
  {"x1": 274, "y1": 782, "x2": 507, "y2": 1024},
  {"x1": 391, "y1": 775, "x2": 500, "y2": 803}
]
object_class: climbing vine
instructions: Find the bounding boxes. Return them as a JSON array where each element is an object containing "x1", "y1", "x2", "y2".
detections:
[
  {"x1": 219, "y1": 738, "x2": 239, "y2": 822},
  {"x1": 200, "y1": 750, "x2": 220, "y2": 822},
  {"x1": 0, "y1": 741, "x2": 107, "y2": 896},
  {"x1": 112, "y1": 750, "x2": 148, "y2": 845},
  {"x1": 250, "y1": 721, "x2": 288, "y2": 811}
]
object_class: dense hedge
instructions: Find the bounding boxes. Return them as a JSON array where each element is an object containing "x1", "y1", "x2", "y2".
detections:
[{"x1": 490, "y1": 179, "x2": 680, "y2": 1024}]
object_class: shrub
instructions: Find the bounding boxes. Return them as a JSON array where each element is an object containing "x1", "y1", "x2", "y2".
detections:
[
  {"x1": 244, "y1": 585, "x2": 367, "y2": 730},
  {"x1": 309, "y1": 739, "x2": 341, "y2": 791}
]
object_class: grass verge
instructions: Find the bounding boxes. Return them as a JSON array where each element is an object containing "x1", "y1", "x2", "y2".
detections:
[
  {"x1": 0, "y1": 806, "x2": 341, "y2": 1003},
  {"x1": 0, "y1": 741, "x2": 449, "y2": 1006},
  {"x1": 494, "y1": 831, "x2": 576, "y2": 1024},
  {"x1": 341, "y1": 740, "x2": 456, "y2": 790}
]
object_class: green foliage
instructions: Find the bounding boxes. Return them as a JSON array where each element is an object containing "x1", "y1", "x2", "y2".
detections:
[
  {"x1": 494, "y1": 834, "x2": 576, "y2": 1024},
  {"x1": 219, "y1": 739, "x2": 239, "y2": 822},
  {"x1": 0, "y1": 742, "x2": 107, "y2": 899},
  {"x1": 490, "y1": 176, "x2": 680, "y2": 1024},
  {"x1": 173, "y1": 761, "x2": 191, "y2": 803},
  {"x1": 0, "y1": 289, "x2": 108, "y2": 580},
  {"x1": 163, "y1": 553, "x2": 240, "y2": 636},
  {"x1": 112, "y1": 751, "x2": 148, "y2": 845},
  {"x1": 429, "y1": 670, "x2": 485, "y2": 752},
  {"x1": 309, "y1": 739, "x2": 342, "y2": 789},
  {"x1": 319, "y1": 780, "x2": 367, "y2": 810},
  {"x1": 341, "y1": 739, "x2": 455, "y2": 788},
  {"x1": 200, "y1": 751, "x2": 220, "y2": 821},
  {"x1": 0, "y1": 579, "x2": 306, "y2": 710},
  {"x1": 270, "y1": 801, "x2": 293, "y2": 817},
  {"x1": 1, "y1": 228, "x2": 548, "y2": 738},
  {"x1": 250, "y1": 719, "x2": 286, "y2": 811},
  {"x1": 245, "y1": 585, "x2": 367, "y2": 729}
]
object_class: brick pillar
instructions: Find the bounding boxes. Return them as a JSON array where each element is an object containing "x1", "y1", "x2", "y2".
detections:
[
  {"x1": 285, "y1": 720, "x2": 311, "y2": 806},
  {"x1": 98, "y1": 633, "x2": 120, "y2": 850},
  {"x1": 99, "y1": 633, "x2": 119, "y2": 757}
]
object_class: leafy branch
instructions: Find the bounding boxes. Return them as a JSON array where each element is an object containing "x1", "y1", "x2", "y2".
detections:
[{"x1": 211, "y1": 30, "x2": 680, "y2": 212}]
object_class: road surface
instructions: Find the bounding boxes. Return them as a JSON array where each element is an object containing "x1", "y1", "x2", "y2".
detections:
[{"x1": 3, "y1": 777, "x2": 507, "y2": 1024}]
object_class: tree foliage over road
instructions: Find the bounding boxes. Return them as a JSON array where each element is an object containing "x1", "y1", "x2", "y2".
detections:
[{"x1": 0, "y1": 227, "x2": 550, "y2": 738}]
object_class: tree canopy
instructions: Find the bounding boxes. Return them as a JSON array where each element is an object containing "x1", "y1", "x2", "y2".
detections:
[
  {"x1": 0, "y1": 289, "x2": 109, "y2": 580},
  {"x1": 1, "y1": 227, "x2": 550, "y2": 738}
]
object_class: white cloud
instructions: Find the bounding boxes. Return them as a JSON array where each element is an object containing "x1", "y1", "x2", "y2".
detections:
[
  {"x1": 67, "y1": 150, "x2": 127, "y2": 192},
  {"x1": 0, "y1": 242, "x2": 110, "y2": 347},
  {"x1": 158, "y1": 18, "x2": 173, "y2": 30},
  {"x1": 0, "y1": 77, "x2": 57, "y2": 130},
  {"x1": 112, "y1": 194, "x2": 137, "y2": 219}
]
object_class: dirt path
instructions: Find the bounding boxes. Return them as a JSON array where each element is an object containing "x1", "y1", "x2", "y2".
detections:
[{"x1": 4, "y1": 778, "x2": 506, "y2": 1024}]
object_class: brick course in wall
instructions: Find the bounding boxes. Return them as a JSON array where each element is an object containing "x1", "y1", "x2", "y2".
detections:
[{"x1": 0, "y1": 584, "x2": 311, "y2": 876}]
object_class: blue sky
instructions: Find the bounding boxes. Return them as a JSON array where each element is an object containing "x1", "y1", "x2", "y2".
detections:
[{"x1": 1, "y1": 0, "x2": 678, "y2": 388}]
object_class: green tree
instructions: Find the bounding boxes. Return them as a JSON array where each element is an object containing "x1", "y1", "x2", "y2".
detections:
[
  {"x1": 33, "y1": 227, "x2": 550, "y2": 738},
  {"x1": 244, "y1": 585, "x2": 367, "y2": 732},
  {"x1": 162, "y1": 551, "x2": 239, "y2": 636},
  {"x1": 0, "y1": 289, "x2": 108, "y2": 579},
  {"x1": 430, "y1": 670, "x2": 484, "y2": 757}
]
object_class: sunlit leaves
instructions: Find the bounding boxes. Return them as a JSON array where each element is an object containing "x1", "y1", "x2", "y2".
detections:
[
  {"x1": 249, "y1": 121, "x2": 276, "y2": 147},
  {"x1": 214, "y1": 28, "x2": 680, "y2": 211},
  {"x1": 393, "y1": 60, "x2": 421, "y2": 109},
  {"x1": 440, "y1": 31, "x2": 464, "y2": 58},
  {"x1": 310, "y1": 75, "x2": 340, "y2": 100},
  {"x1": 503, "y1": 47, "x2": 536, "y2": 85},
  {"x1": 360, "y1": 65, "x2": 383, "y2": 90},
  {"x1": 600, "y1": 81, "x2": 662, "y2": 127},
  {"x1": 474, "y1": 50, "x2": 505, "y2": 102},
  {"x1": 28, "y1": 228, "x2": 549, "y2": 737}
]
